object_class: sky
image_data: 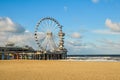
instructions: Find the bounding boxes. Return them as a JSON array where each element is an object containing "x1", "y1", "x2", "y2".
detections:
[{"x1": 0, "y1": 0, "x2": 120, "y2": 55}]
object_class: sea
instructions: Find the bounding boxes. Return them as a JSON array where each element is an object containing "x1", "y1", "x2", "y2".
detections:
[{"x1": 67, "y1": 55, "x2": 120, "y2": 62}]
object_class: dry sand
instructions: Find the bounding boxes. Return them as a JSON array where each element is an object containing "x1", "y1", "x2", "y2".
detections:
[{"x1": 0, "y1": 60, "x2": 120, "y2": 80}]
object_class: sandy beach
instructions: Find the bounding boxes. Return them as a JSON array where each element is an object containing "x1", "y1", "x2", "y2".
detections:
[{"x1": 0, "y1": 60, "x2": 120, "y2": 80}]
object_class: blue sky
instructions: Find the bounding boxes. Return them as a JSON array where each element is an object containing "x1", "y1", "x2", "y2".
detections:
[{"x1": 0, "y1": 0, "x2": 120, "y2": 54}]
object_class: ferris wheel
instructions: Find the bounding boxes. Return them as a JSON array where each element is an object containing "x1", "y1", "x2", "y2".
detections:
[{"x1": 34, "y1": 17, "x2": 62, "y2": 52}]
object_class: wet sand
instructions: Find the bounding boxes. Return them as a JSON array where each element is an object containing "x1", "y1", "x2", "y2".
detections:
[{"x1": 0, "y1": 60, "x2": 120, "y2": 80}]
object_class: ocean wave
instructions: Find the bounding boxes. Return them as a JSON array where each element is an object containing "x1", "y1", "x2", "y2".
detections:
[{"x1": 66, "y1": 57, "x2": 120, "y2": 62}]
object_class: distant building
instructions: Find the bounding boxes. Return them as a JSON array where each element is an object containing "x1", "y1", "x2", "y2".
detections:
[
  {"x1": 0, "y1": 46, "x2": 35, "y2": 60},
  {"x1": 0, "y1": 45, "x2": 67, "y2": 60}
]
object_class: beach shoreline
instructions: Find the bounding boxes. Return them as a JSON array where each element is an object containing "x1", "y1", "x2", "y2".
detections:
[{"x1": 0, "y1": 60, "x2": 120, "y2": 80}]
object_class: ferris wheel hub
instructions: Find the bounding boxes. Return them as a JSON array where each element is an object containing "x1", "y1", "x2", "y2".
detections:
[{"x1": 46, "y1": 32, "x2": 52, "y2": 36}]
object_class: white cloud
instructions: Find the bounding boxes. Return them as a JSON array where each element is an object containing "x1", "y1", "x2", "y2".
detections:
[
  {"x1": 64, "y1": 32, "x2": 85, "y2": 54},
  {"x1": 90, "y1": 18, "x2": 120, "y2": 54},
  {"x1": 71, "y1": 32, "x2": 81, "y2": 38},
  {"x1": 92, "y1": 18, "x2": 120, "y2": 35},
  {"x1": 78, "y1": 39, "x2": 120, "y2": 55},
  {"x1": 0, "y1": 32, "x2": 37, "y2": 49},
  {"x1": 96, "y1": 39, "x2": 120, "y2": 50},
  {"x1": 0, "y1": 17, "x2": 25, "y2": 33},
  {"x1": 105, "y1": 18, "x2": 120, "y2": 32},
  {"x1": 91, "y1": 0, "x2": 99, "y2": 3},
  {"x1": 7, "y1": 32, "x2": 37, "y2": 49},
  {"x1": 92, "y1": 30, "x2": 120, "y2": 35},
  {"x1": 0, "y1": 17, "x2": 36, "y2": 48}
]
